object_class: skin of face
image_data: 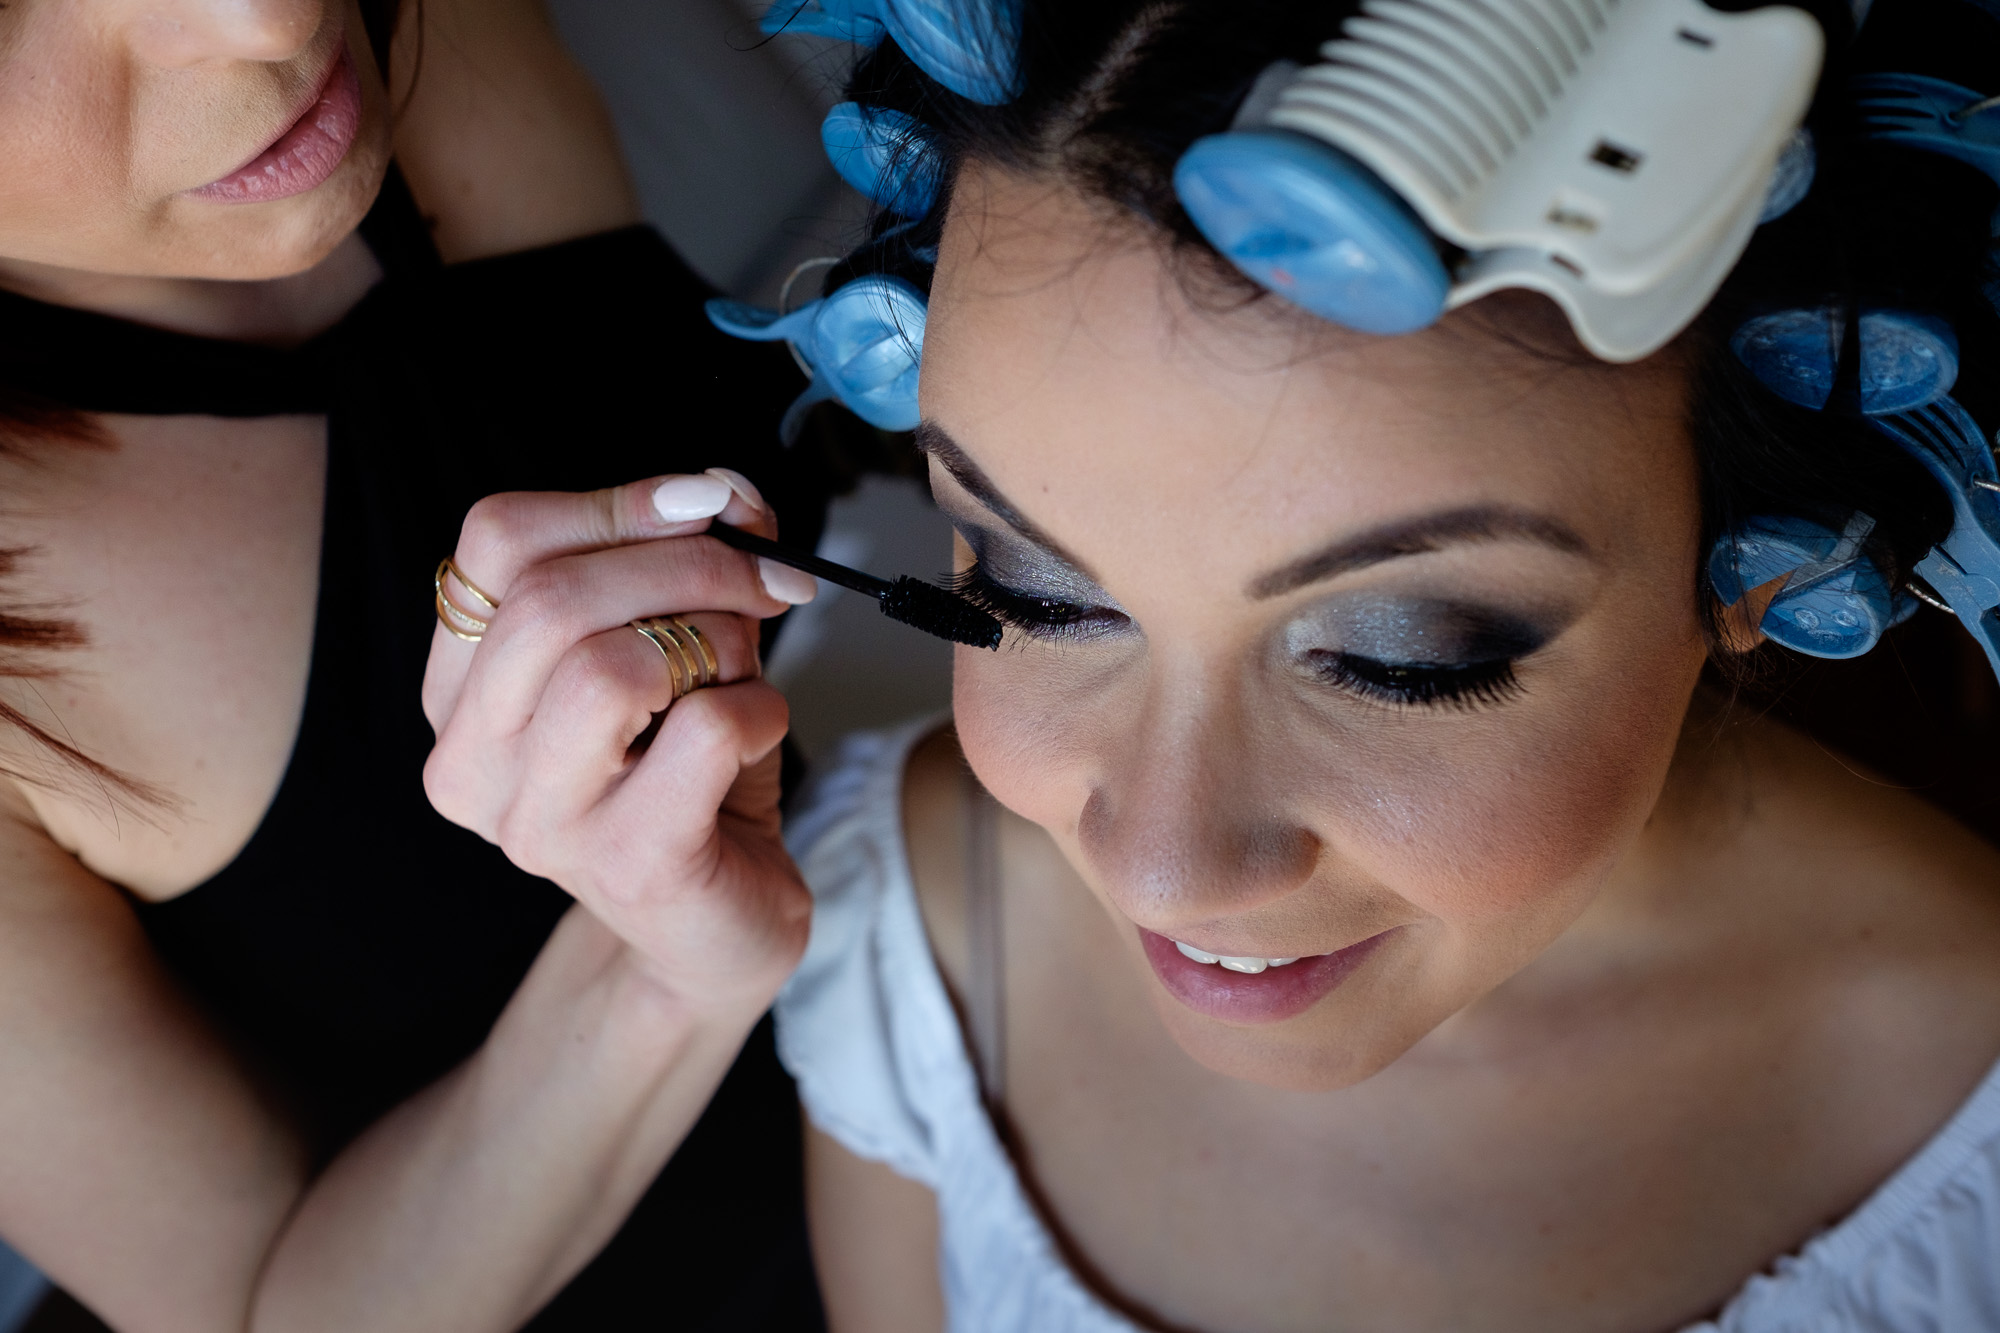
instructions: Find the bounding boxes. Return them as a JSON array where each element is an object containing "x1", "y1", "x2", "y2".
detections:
[
  {"x1": 0, "y1": 0, "x2": 391, "y2": 281},
  {"x1": 923, "y1": 164, "x2": 1713, "y2": 1091}
]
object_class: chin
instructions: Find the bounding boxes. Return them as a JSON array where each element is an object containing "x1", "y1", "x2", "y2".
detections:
[
  {"x1": 1146, "y1": 988, "x2": 1424, "y2": 1092},
  {"x1": 182, "y1": 144, "x2": 391, "y2": 281}
]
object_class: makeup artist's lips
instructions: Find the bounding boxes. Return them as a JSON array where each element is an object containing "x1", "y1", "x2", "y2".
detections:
[
  {"x1": 189, "y1": 47, "x2": 361, "y2": 204},
  {"x1": 1140, "y1": 927, "x2": 1391, "y2": 1024}
]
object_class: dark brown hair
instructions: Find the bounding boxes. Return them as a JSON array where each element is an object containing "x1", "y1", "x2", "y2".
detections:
[{"x1": 826, "y1": 0, "x2": 1999, "y2": 660}]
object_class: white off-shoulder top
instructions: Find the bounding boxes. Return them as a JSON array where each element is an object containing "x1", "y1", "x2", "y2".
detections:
[{"x1": 774, "y1": 720, "x2": 2000, "y2": 1333}]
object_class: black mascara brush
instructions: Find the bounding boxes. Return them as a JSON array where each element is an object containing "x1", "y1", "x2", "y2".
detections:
[{"x1": 709, "y1": 523, "x2": 1003, "y2": 651}]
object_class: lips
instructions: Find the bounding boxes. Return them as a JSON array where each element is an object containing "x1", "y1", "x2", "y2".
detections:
[
  {"x1": 189, "y1": 46, "x2": 362, "y2": 204},
  {"x1": 1139, "y1": 927, "x2": 1391, "y2": 1025}
]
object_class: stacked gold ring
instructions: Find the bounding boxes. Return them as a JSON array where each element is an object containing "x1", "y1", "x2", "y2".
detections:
[
  {"x1": 435, "y1": 558, "x2": 500, "y2": 642},
  {"x1": 631, "y1": 617, "x2": 720, "y2": 702}
]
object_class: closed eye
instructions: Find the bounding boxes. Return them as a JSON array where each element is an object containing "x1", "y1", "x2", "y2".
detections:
[
  {"x1": 949, "y1": 561, "x2": 1131, "y2": 641},
  {"x1": 1305, "y1": 652, "x2": 1523, "y2": 710}
]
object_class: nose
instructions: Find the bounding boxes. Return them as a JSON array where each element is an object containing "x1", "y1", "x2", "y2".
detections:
[
  {"x1": 124, "y1": 0, "x2": 325, "y2": 66},
  {"x1": 1075, "y1": 674, "x2": 1321, "y2": 932}
]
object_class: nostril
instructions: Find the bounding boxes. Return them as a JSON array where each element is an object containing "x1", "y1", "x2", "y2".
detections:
[{"x1": 1079, "y1": 784, "x2": 1321, "y2": 917}]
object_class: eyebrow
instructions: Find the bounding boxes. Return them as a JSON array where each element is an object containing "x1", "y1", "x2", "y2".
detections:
[
  {"x1": 914, "y1": 420, "x2": 1099, "y2": 578},
  {"x1": 1248, "y1": 507, "x2": 1591, "y2": 600},
  {"x1": 913, "y1": 420, "x2": 1591, "y2": 602}
]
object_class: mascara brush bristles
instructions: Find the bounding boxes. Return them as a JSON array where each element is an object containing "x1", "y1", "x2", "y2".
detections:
[{"x1": 879, "y1": 577, "x2": 1004, "y2": 650}]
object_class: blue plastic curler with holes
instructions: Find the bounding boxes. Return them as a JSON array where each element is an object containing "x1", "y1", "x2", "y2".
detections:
[
  {"x1": 1731, "y1": 305, "x2": 1844, "y2": 409},
  {"x1": 706, "y1": 276, "x2": 928, "y2": 442},
  {"x1": 1709, "y1": 512, "x2": 1901, "y2": 658},
  {"x1": 762, "y1": 0, "x2": 1021, "y2": 105},
  {"x1": 1732, "y1": 307, "x2": 1959, "y2": 414},
  {"x1": 822, "y1": 103, "x2": 942, "y2": 217},
  {"x1": 1174, "y1": 132, "x2": 1451, "y2": 337},
  {"x1": 1759, "y1": 127, "x2": 1818, "y2": 223}
]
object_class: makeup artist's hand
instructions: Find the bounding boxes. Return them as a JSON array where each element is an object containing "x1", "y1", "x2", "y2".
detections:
[{"x1": 421, "y1": 469, "x2": 822, "y2": 1015}]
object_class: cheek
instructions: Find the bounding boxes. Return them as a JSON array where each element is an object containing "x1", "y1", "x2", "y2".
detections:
[
  {"x1": 952, "y1": 641, "x2": 1114, "y2": 832},
  {"x1": 1307, "y1": 634, "x2": 1705, "y2": 927},
  {"x1": 958, "y1": 618, "x2": 1704, "y2": 936}
]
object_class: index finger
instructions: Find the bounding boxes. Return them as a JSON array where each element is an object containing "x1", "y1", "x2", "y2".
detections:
[{"x1": 452, "y1": 469, "x2": 782, "y2": 606}]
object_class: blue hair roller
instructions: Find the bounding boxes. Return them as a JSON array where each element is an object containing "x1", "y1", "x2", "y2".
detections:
[
  {"x1": 1708, "y1": 514, "x2": 1840, "y2": 604},
  {"x1": 1762, "y1": 559, "x2": 1897, "y2": 658},
  {"x1": 1731, "y1": 307, "x2": 1958, "y2": 413},
  {"x1": 706, "y1": 276, "x2": 927, "y2": 441},
  {"x1": 762, "y1": 0, "x2": 1021, "y2": 105},
  {"x1": 1709, "y1": 512, "x2": 1896, "y2": 659},
  {"x1": 1859, "y1": 309, "x2": 1959, "y2": 415},
  {"x1": 1732, "y1": 305, "x2": 1842, "y2": 409},
  {"x1": 822, "y1": 103, "x2": 940, "y2": 217},
  {"x1": 1174, "y1": 131, "x2": 1450, "y2": 336},
  {"x1": 1758, "y1": 127, "x2": 1817, "y2": 224}
]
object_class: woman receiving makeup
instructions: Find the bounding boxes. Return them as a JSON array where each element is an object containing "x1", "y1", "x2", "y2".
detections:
[
  {"x1": 0, "y1": 1, "x2": 828, "y2": 1328},
  {"x1": 686, "y1": 0, "x2": 2000, "y2": 1327}
]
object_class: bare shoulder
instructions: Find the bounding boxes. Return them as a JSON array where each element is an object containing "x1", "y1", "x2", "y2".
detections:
[{"x1": 389, "y1": 0, "x2": 639, "y2": 263}]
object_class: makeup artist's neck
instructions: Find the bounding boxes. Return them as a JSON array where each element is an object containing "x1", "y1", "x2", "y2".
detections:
[{"x1": 0, "y1": 234, "x2": 382, "y2": 347}]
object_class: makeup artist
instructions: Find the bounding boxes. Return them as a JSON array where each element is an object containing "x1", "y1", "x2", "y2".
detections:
[{"x1": 0, "y1": 1, "x2": 828, "y2": 1329}]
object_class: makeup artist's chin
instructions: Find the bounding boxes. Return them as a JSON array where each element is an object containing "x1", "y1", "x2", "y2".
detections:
[{"x1": 166, "y1": 75, "x2": 392, "y2": 280}]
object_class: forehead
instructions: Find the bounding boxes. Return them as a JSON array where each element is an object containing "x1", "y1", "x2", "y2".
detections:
[{"x1": 919, "y1": 166, "x2": 1694, "y2": 585}]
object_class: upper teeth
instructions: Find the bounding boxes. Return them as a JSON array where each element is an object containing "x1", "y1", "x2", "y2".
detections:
[{"x1": 1174, "y1": 941, "x2": 1302, "y2": 973}]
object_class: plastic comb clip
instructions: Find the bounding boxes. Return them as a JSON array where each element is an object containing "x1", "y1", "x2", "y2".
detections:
[
  {"x1": 1868, "y1": 398, "x2": 2000, "y2": 679},
  {"x1": 1855, "y1": 72, "x2": 2000, "y2": 189},
  {"x1": 1262, "y1": 0, "x2": 1821, "y2": 359}
]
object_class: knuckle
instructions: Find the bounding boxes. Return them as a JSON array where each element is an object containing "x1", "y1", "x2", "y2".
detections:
[
  {"x1": 457, "y1": 494, "x2": 531, "y2": 564},
  {"x1": 493, "y1": 805, "x2": 551, "y2": 875},
  {"x1": 501, "y1": 560, "x2": 585, "y2": 628},
  {"x1": 668, "y1": 692, "x2": 738, "y2": 755},
  {"x1": 549, "y1": 639, "x2": 659, "y2": 722},
  {"x1": 422, "y1": 749, "x2": 477, "y2": 829}
]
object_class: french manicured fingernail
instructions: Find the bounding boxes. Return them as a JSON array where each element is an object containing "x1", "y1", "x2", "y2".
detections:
[
  {"x1": 704, "y1": 467, "x2": 768, "y2": 514},
  {"x1": 758, "y1": 557, "x2": 818, "y2": 605},
  {"x1": 652, "y1": 474, "x2": 733, "y2": 522}
]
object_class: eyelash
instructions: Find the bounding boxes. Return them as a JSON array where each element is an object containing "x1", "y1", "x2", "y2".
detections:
[
  {"x1": 949, "y1": 561, "x2": 1129, "y2": 641},
  {"x1": 1307, "y1": 652, "x2": 1524, "y2": 710},
  {"x1": 955, "y1": 559, "x2": 1527, "y2": 711}
]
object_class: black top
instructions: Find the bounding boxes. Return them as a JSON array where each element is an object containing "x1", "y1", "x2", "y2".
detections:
[{"x1": 0, "y1": 172, "x2": 827, "y2": 1331}]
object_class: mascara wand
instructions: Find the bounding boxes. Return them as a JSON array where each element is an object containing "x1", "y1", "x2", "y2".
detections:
[{"x1": 709, "y1": 523, "x2": 1003, "y2": 651}]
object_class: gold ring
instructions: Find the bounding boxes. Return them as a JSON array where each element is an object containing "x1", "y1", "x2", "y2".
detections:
[
  {"x1": 435, "y1": 558, "x2": 500, "y2": 641},
  {"x1": 632, "y1": 619, "x2": 696, "y2": 701},
  {"x1": 652, "y1": 619, "x2": 705, "y2": 690},
  {"x1": 668, "y1": 617, "x2": 718, "y2": 686}
]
